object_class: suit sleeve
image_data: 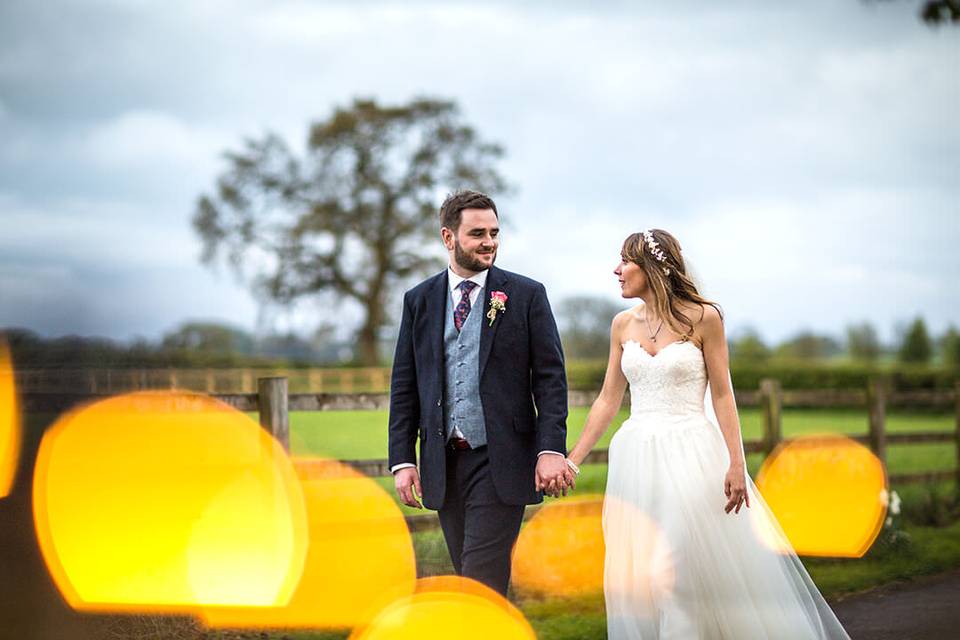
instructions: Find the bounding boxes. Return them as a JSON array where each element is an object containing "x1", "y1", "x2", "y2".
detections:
[
  {"x1": 388, "y1": 291, "x2": 420, "y2": 468},
  {"x1": 528, "y1": 283, "x2": 568, "y2": 455}
]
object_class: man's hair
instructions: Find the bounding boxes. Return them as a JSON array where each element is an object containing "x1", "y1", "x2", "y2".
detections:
[{"x1": 439, "y1": 190, "x2": 498, "y2": 231}]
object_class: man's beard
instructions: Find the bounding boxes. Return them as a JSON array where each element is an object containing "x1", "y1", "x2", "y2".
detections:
[{"x1": 454, "y1": 240, "x2": 496, "y2": 272}]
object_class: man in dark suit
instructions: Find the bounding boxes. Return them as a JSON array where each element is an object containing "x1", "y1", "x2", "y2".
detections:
[{"x1": 388, "y1": 190, "x2": 573, "y2": 596}]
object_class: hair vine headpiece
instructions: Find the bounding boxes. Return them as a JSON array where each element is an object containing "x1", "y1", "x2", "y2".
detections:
[{"x1": 641, "y1": 230, "x2": 671, "y2": 276}]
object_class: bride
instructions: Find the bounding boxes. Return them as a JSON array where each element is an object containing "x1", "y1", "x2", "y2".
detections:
[{"x1": 565, "y1": 229, "x2": 850, "y2": 639}]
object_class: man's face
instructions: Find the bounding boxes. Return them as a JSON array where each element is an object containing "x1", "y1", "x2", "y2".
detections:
[{"x1": 443, "y1": 208, "x2": 500, "y2": 274}]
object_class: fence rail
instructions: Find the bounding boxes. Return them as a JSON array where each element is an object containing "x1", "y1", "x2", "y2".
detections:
[{"x1": 22, "y1": 377, "x2": 960, "y2": 533}]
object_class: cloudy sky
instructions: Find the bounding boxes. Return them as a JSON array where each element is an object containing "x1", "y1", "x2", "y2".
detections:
[{"x1": 1, "y1": 0, "x2": 957, "y2": 346}]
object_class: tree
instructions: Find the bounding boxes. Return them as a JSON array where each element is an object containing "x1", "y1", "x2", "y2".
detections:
[
  {"x1": 919, "y1": 0, "x2": 960, "y2": 25},
  {"x1": 729, "y1": 328, "x2": 771, "y2": 363},
  {"x1": 846, "y1": 321, "x2": 882, "y2": 363},
  {"x1": 939, "y1": 325, "x2": 960, "y2": 368},
  {"x1": 898, "y1": 317, "x2": 932, "y2": 364},
  {"x1": 775, "y1": 331, "x2": 843, "y2": 361},
  {"x1": 556, "y1": 296, "x2": 625, "y2": 359},
  {"x1": 161, "y1": 321, "x2": 255, "y2": 355},
  {"x1": 865, "y1": 1, "x2": 960, "y2": 26},
  {"x1": 193, "y1": 97, "x2": 508, "y2": 364}
]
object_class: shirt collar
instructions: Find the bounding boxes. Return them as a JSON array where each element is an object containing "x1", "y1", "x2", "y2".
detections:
[{"x1": 447, "y1": 266, "x2": 488, "y2": 292}]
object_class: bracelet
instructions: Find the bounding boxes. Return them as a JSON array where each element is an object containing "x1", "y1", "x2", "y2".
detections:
[{"x1": 565, "y1": 458, "x2": 581, "y2": 475}]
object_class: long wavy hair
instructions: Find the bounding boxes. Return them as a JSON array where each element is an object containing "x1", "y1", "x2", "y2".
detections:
[{"x1": 621, "y1": 229, "x2": 722, "y2": 340}]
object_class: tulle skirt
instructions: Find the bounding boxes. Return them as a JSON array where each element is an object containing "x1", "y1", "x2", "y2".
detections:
[{"x1": 603, "y1": 414, "x2": 850, "y2": 640}]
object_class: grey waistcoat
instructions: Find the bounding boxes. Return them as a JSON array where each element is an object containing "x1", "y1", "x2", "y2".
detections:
[{"x1": 442, "y1": 286, "x2": 487, "y2": 447}]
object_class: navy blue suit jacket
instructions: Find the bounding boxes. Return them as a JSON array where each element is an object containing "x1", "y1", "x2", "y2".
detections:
[{"x1": 387, "y1": 266, "x2": 568, "y2": 509}]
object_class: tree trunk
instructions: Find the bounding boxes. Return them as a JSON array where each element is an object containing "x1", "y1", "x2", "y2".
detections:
[
  {"x1": 357, "y1": 322, "x2": 379, "y2": 366},
  {"x1": 357, "y1": 293, "x2": 385, "y2": 366}
]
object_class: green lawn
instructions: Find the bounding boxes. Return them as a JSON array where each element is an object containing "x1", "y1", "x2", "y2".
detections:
[
  {"x1": 204, "y1": 519, "x2": 960, "y2": 640},
  {"x1": 286, "y1": 406, "x2": 958, "y2": 517},
  {"x1": 21, "y1": 408, "x2": 960, "y2": 640},
  {"x1": 289, "y1": 407, "x2": 957, "y2": 459}
]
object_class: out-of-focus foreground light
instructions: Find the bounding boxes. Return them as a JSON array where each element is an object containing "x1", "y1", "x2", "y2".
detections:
[
  {"x1": 0, "y1": 339, "x2": 20, "y2": 498},
  {"x1": 349, "y1": 576, "x2": 535, "y2": 640},
  {"x1": 201, "y1": 456, "x2": 416, "y2": 629},
  {"x1": 755, "y1": 434, "x2": 887, "y2": 557},
  {"x1": 33, "y1": 391, "x2": 308, "y2": 612},
  {"x1": 511, "y1": 496, "x2": 606, "y2": 597}
]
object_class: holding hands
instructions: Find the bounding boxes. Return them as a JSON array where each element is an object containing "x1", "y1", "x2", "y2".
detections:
[{"x1": 535, "y1": 453, "x2": 578, "y2": 498}]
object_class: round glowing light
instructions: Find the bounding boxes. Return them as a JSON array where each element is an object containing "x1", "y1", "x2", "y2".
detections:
[
  {"x1": 350, "y1": 577, "x2": 535, "y2": 640},
  {"x1": 755, "y1": 434, "x2": 887, "y2": 557},
  {"x1": 0, "y1": 339, "x2": 21, "y2": 498},
  {"x1": 511, "y1": 496, "x2": 606, "y2": 597},
  {"x1": 201, "y1": 456, "x2": 417, "y2": 629},
  {"x1": 33, "y1": 391, "x2": 308, "y2": 612}
]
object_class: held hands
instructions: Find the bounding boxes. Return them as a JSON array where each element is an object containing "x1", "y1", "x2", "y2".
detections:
[
  {"x1": 724, "y1": 465, "x2": 750, "y2": 514},
  {"x1": 394, "y1": 467, "x2": 423, "y2": 509},
  {"x1": 535, "y1": 453, "x2": 577, "y2": 498}
]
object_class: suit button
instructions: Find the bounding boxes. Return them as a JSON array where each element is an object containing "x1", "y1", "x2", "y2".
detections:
[
  {"x1": 437, "y1": 429, "x2": 443, "y2": 436},
  {"x1": 436, "y1": 399, "x2": 441, "y2": 407}
]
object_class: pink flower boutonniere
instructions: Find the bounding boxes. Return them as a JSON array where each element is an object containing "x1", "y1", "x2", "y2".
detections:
[{"x1": 487, "y1": 291, "x2": 508, "y2": 326}]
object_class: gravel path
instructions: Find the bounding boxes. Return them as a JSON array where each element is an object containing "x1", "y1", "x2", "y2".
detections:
[{"x1": 832, "y1": 568, "x2": 960, "y2": 640}]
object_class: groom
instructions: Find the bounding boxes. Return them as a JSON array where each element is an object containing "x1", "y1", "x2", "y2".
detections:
[{"x1": 388, "y1": 190, "x2": 571, "y2": 596}]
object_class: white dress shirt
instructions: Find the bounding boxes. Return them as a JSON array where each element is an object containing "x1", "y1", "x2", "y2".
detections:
[{"x1": 391, "y1": 266, "x2": 563, "y2": 474}]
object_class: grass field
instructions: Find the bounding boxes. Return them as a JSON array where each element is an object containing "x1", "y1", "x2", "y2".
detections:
[
  {"x1": 17, "y1": 407, "x2": 960, "y2": 639},
  {"x1": 288, "y1": 407, "x2": 958, "y2": 515}
]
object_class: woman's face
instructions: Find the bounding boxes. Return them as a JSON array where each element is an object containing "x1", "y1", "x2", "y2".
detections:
[{"x1": 614, "y1": 256, "x2": 648, "y2": 298}]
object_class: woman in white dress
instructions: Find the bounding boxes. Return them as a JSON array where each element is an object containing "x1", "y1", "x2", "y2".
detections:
[{"x1": 565, "y1": 229, "x2": 850, "y2": 639}]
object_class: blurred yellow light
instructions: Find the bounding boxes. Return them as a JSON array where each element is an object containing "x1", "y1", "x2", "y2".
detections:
[
  {"x1": 201, "y1": 456, "x2": 416, "y2": 629},
  {"x1": 511, "y1": 496, "x2": 606, "y2": 597},
  {"x1": 598, "y1": 496, "x2": 675, "y2": 608},
  {"x1": 33, "y1": 391, "x2": 308, "y2": 612},
  {"x1": 350, "y1": 577, "x2": 535, "y2": 640},
  {"x1": 755, "y1": 434, "x2": 887, "y2": 557},
  {"x1": 0, "y1": 339, "x2": 21, "y2": 498}
]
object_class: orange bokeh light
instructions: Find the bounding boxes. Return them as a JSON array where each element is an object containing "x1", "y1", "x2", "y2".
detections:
[
  {"x1": 755, "y1": 434, "x2": 887, "y2": 557},
  {"x1": 350, "y1": 577, "x2": 536, "y2": 640},
  {"x1": 0, "y1": 339, "x2": 21, "y2": 498},
  {"x1": 511, "y1": 496, "x2": 606, "y2": 597},
  {"x1": 33, "y1": 391, "x2": 308, "y2": 613},
  {"x1": 200, "y1": 456, "x2": 417, "y2": 629}
]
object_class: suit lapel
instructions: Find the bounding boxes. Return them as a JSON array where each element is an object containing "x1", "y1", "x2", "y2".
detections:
[
  {"x1": 479, "y1": 266, "x2": 509, "y2": 378},
  {"x1": 424, "y1": 270, "x2": 448, "y2": 380}
]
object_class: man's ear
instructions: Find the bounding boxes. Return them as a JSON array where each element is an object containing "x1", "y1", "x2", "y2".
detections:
[{"x1": 440, "y1": 227, "x2": 455, "y2": 250}]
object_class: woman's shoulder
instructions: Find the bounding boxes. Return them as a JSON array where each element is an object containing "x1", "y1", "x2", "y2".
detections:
[{"x1": 610, "y1": 306, "x2": 640, "y2": 334}]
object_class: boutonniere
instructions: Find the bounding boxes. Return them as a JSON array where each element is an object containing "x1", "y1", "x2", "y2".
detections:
[{"x1": 487, "y1": 291, "x2": 508, "y2": 326}]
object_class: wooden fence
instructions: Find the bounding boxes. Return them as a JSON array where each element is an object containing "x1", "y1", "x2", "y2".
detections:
[
  {"x1": 23, "y1": 377, "x2": 959, "y2": 533},
  {"x1": 15, "y1": 367, "x2": 392, "y2": 395}
]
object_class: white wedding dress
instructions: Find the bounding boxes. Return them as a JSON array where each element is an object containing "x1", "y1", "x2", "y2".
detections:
[{"x1": 603, "y1": 339, "x2": 850, "y2": 639}]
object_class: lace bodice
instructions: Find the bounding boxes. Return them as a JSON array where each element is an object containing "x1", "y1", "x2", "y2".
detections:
[{"x1": 620, "y1": 340, "x2": 708, "y2": 420}]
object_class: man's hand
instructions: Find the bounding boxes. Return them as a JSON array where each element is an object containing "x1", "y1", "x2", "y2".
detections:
[
  {"x1": 535, "y1": 453, "x2": 575, "y2": 498},
  {"x1": 394, "y1": 467, "x2": 423, "y2": 508}
]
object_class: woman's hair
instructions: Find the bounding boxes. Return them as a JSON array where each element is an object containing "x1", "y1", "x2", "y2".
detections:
[{"x1": 621, "y1": 229, "x2": 722, "y2": 340}]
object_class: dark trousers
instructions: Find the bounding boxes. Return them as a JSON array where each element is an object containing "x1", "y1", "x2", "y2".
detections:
[{"x1": 437, "y1": 445, "x2": 525, "y2": 596}]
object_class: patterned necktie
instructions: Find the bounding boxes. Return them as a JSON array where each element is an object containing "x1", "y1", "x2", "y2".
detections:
[{"x1": 453, "y1": 280, "x2": 478, "y2": 332}]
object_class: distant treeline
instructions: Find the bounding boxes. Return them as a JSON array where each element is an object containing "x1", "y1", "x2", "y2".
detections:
[
  {"x1": 4, "y1": 302, "x2": 959, "y2": 376},
  {"x1": 1, "y1": 322, "x2": 353, "y2": 369},
  {"x1": 556, "y1": 296, "x2": 960, "y2": 369}
]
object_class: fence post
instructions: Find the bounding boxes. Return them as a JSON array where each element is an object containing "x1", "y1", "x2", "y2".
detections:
[
  {"x1": 759, "y1": 378, "x2": 782, "y2": 456},
  {"x1": 258, "y1": 377, "x2": 290, "y2": 451},
  {"x1": 955, "y1": 380, "x2": 960, "y2": 491},
  {"x1": 867, "y1": 378, "x2": 888, "y2": 467}
]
